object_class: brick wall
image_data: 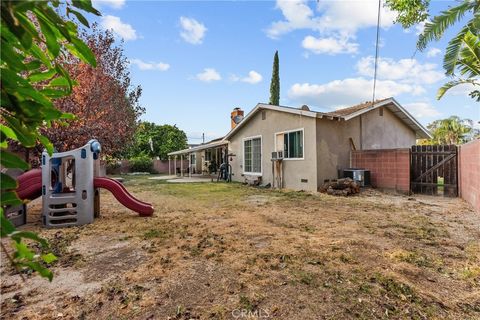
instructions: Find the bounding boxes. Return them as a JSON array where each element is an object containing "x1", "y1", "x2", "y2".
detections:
[
  {"x1": 351, "y1": 148, "x2": 410, "y2": 193},
  {"x1": 458, "y1": 140, "x2": 480, "y2": 213}
]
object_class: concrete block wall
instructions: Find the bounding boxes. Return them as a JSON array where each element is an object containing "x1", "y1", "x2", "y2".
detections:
[
  {"x1": 105, "y1": 159, "x2": 189, "y2": 174},
  {"x1": 153, "y1": 159, "x2": 189, "y2": 174},
  {"x1": 458, "y1": 140, "x2": 480, "y2": 213},
  {"x1": 351, "y1": 148, "x2": 410, "y2": 193}
]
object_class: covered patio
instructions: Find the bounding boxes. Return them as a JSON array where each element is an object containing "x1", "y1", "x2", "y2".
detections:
[{"x1": 167, "y1": 139, "x2": 228, "y2": 179}]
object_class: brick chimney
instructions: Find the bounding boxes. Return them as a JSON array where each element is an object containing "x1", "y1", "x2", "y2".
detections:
[{"x1": 231, "y1": 107, "x2": 244, "y2": 129}]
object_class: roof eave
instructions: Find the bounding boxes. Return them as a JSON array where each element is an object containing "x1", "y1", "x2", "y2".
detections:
[
  {"x1": 168, "y1": 140, "x2": 228, "y2": 156},
  {"x1": 224, "y1": 103, "x2": 321, "y2": 140}
]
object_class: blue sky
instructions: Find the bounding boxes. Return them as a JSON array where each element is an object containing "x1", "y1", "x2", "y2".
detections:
[{"x1": 89, "y1": 0, "x2": 479, "y2": 143}]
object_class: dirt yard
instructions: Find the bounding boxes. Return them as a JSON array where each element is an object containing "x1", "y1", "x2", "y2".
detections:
[{"x1": 1, "y1": 176, "x2": 479, "y2": 319}]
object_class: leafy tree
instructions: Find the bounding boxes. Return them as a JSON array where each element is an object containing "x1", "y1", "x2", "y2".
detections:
[
  {"x1": 269, "y1": 50, "x2": 280, "y2": 105},
  {"x1": 1, "y1": 0, "x2": 99, "y2": 281},
  {"x1": 427, "y1": 116, "x2": 476, "y2": 144},
  {"x1": 385, "y1": 0, "x2": 431, "y2": 28},
  {"x1": 127, "y1": 122, "x2": 188, "y2": 160},
  {"x1": 13, "y1": 25, "x2": 144, "y2": 163},
  {"x1": 385, "y1": 0, "x2": 480, "y2": 100}
]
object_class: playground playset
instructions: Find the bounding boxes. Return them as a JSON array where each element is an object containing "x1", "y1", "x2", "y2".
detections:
[{"x1": 7, "y1": 139, "x2": 153, "y2": 227}]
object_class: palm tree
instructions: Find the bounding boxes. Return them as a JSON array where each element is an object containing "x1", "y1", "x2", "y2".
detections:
[
  {"x1": 417, "y1": 0, "x2": 479, "y2": 100},
  {"x1": 427, "y1": 116, "x2": 474, "y2": 145}
]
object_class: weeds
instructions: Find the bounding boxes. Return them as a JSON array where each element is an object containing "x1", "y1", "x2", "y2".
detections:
[
  {"x1": 142, "y1": 228, "x2": 171, "y2": 241},
  {"x1": 388, "y1": 249, "x2": 442, "y2": 268},
  {"x1": 372, "y1": 273, "x2": 418, "y2": 303}
]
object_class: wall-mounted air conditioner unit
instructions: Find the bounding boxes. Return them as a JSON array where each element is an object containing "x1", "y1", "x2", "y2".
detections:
[{"x1": 271, "y1": 151, "x2": 284, "y2": 160}]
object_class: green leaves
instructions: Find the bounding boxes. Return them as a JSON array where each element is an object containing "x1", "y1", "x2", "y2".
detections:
[
  {"x1": 269, "y1": 50, "x2": 280, "y2": 106},
  {"x1": 386, "y1": 0, "x2": 480, "y2": 101},
  {"x1": 0, "y1": 192, "x2": 23, "y2": 207},
  {"x1": 417, "y1": 0, "x2": 475, "y2": 51},
  {"x1": 0, "y1": 151, "x2": 29, "y2": 170},
  {"x1": 1, "y1": 173, "x2": 18, "y2": 190},
  {"x1": 68, "y1": 37, "x2": 97, "y2": 67},
  {"x1": 437, "y1": 79, "x2": 479, "y2": 100},
  {"x1": 385, "y1": 0, "x2": 430, "y2": 29},
  {"x1": 10, "y1": 231, "x2": 49, "y2": 248},
  {"x1": 72, "y1": 0, "x2": 101, "y2": 16},
  {"x1": 1, "y1": 210, "x2": 16, "y2": 235},
  {"x1": 1, "y1": 0, "x2": 100, "y2": 282},
  {"x1": 438, "y1": 17, "x2": 479, "y2": 99},
  {"x1": 67, "y1": 8, "x2": 90, "y2": 28},
  {"x1": 427, "y1": 116, "x2": 475, "y2": 144},
  {"x1": 38, "y1": 135, "x2": 54, "y2": 155}
]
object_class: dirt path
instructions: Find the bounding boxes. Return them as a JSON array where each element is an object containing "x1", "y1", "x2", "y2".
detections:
[{"x1": 1, "y1": 179, "x2": 479, "y2": 319}]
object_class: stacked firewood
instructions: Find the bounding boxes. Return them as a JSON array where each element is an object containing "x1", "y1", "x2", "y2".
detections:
[{"x1": 319, "y1": 178, "x2": 360, "y2": 196}]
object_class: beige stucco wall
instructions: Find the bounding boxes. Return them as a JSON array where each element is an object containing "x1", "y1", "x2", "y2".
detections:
[
  {"x1": 316, "y1": 117, "x2": 361, "y2": 185},
  {"x1": 229, "y1": 105, "x2": 417, "y2": 192},
  {"x1": 361, "y1": 107, "x2": 416, "y2": 149},
  {"x1": 229, "y1": 109, "x2": 318, "y2": 191},
  {"x1": 315, "y1": 106, "x2": 417, "y2": 186}
]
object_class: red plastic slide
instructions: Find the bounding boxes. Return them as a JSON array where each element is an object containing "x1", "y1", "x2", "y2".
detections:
[
  {"x1": 14, "y1": 170, "x2": 153, "y2": 216},
  {"x1": 94, "y1": 177, "x2": 154, "y2": 216},
  {"x1": 16, "y1": 169, "x2": 42, "y2": 201}
]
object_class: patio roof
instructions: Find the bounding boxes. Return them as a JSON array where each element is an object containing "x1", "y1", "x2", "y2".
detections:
[{"x1": 168, "y1": 139, "x2": 228, "y2": 156}]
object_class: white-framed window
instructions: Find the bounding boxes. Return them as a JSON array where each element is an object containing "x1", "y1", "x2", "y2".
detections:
[
  {"x1": 243, "y1": 136, "x2": 262, "y2": 174},
  {"x1": 275, "y1": 128, "x2": 304, "y2": 159},
  {"x1": 190, "y1": 154, "x2": 196, "y2": 165}
]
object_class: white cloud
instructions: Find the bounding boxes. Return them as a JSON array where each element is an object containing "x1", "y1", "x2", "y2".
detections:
[
  {"x1": 179, "y1": 17, "x2": 207, "y2": 45},
  {"x1": 302, "y1": 35, "x2": 358, "y2": 55},
  {"x1": 231, "y1": 70, "x2": 263, "y2": 84},
  {"x1": 315, "y1": 0, "x2": 396, "y2": 34},
  {"x1": 356, "y1": 56, "x2": 444, "y2": 85},
  {"x1": 267, "y1": 0, "x2": 395, "y2": 37},
  {"x1": 403, "y1": 102, "x2": 441, "y2": 118},
  {"x1": 288, "y1": 78, "x2": 424, "y2": 109},
  {"x1": 130, "y1": 59, "x2": 170, "y2": 71},
  {"x1": 100, "y1": 15, "x2": 137, "y2": 41},
  {"x1": 266, "y1": 0, "x2": 396, "y2": 55},
  {"x1": 426, "y1": 48, "x2": 442, "y2": 58},
  {"x1": 415, "y1": 20, "x2": 429, "y2": 35},
  {"x1": 402, "y1": 20, "x2": 429, "y2": 35},
  {"x1": 266, "y1": 0, "x2": 319, "y2": 39},
  {"x1": 288, "y1": 54, "x2": 447, "y2": 109},
  {"x1": 196, "y1": 68, "x2": 221, "y2": 82},
  {"x1": 92, "y1": 0, "x2": 125, "y2": 9}
]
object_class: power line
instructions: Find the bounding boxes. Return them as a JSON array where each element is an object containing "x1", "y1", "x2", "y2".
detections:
[{"x1": 372, "y1": 0, "x2": 382, "y2": 105}]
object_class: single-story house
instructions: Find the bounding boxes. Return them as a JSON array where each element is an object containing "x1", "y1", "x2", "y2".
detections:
[{"x1": 168, "y1": 97, "x2": 431, "y2": 192}]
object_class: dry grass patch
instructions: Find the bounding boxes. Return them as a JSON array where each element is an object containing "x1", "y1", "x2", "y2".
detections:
[{"x1": 1, "y1": 176, "x2": 479, "y2": 319}]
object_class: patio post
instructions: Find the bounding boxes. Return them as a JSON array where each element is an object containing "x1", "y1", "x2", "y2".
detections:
[
  {"x1": 174, "y1": 156, "x2": 177, "y2": 176},
  {"x1": 189, "y1": 153, "x2": 192, "y2": 178},
  {"x1": 168, "y1": 156, "x2": 171, "y2": 176},
  {"x1": 181, "y1": 154, "x2": 184, "y2": 177}
]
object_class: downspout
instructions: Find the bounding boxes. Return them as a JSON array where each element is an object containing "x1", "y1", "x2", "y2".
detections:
[{"x1": 359, "y1": 115, "x2": 363, "y2": 150}]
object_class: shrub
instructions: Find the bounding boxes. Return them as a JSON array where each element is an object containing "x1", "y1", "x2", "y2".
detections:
[
  {"x1": 105, "y1": 158, "x2": 121, "y2": 175},
  {"x1": 129, "y1": 154, "x2": 153, "y2": 173}
]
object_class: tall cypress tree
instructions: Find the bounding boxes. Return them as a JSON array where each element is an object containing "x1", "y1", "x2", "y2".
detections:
[{"x1": 269, "y1": 50, "x2": 280, "y2": 105}]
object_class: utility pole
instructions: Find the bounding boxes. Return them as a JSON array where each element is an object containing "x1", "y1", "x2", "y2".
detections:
[{"x1": 202, "y1": 133, "x2": 205, "y2": 144}]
